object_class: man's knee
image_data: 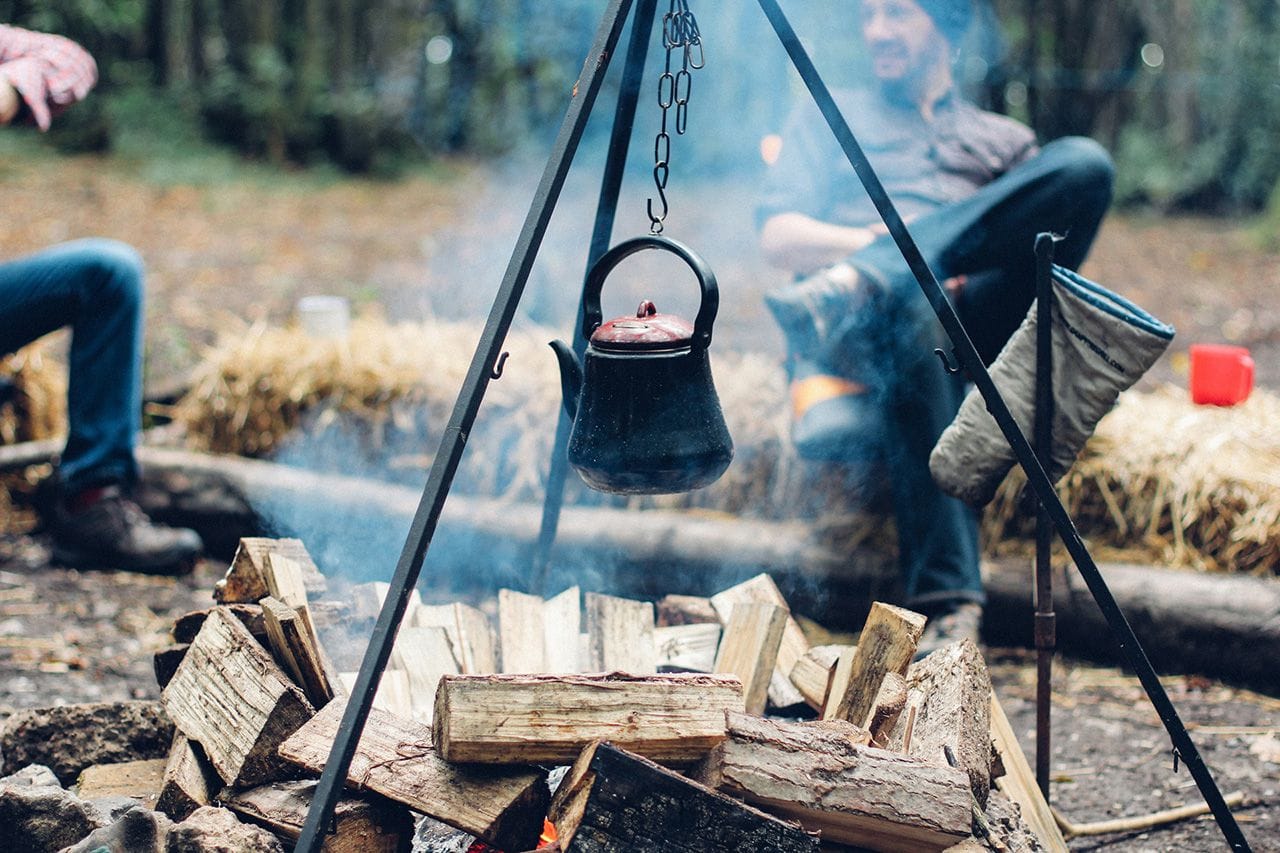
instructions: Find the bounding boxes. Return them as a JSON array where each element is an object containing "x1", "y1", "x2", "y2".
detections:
[
  {"x1": 80, "y1": 239, "x2": 145, "y2": 313},
  {"x1": 1042, "y1": 136, "x2": 1114, "y2": 201}
]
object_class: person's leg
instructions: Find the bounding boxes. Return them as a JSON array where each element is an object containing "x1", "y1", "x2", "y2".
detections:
[
  {"x1": 855, "y1": 136, "x2": 1114, "y2": 304},
  {"x1": 0, "y1": 239, "x2": 143, "y2": 491},
  {"x1": 0, "y1": 239, "x2": 201, "y2": 573}
]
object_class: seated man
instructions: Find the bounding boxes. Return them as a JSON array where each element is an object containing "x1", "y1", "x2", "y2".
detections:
[
  {"x1": 1, "y1": 24, "x2": 202, "y2": 573},
  {"x1": 758, "y1": 0, "x2": 1113, "y2": 653}
]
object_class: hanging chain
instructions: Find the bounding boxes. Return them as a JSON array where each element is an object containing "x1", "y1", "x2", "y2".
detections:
[{"x1": 647, "y1": 0, "x2": 704, "y2": 234}]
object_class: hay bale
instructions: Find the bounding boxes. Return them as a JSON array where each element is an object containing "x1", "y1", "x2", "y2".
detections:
[{"x1": 982, "y1": 385, "x2": 1280, "y2": 576}]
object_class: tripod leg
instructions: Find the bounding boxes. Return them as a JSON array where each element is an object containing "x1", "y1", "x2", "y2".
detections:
[{"x1": 754, "y1": 1, "x2": 1251, "y2": 849}]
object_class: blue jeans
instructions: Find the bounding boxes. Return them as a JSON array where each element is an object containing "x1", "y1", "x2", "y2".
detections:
[
  {"x1": 0, "y1": 239, "x2": 145, "y2": 494},
  {"x1": 845, "y1": 137, "x2": 1114, "y2": 609}
]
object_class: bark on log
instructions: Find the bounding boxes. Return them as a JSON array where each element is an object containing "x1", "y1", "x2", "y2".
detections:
[
  {"x1": 161, "y1": 607, "x2": 314, "y2": 788},
  {"x1": 222, "y1": 779, "x2": 413, "y2": 853},
  {"x1": 549, "y1": 741, "x2": 819, "y2": 852},
  {"x1": 695, "y1": 713, "x2": 972, "y2": 853},
  {"x1": 885, "y1": 639, "x2": 994, "y2": 808},
  {"x1": 432, "y1": 672, "x2": 742, "y2": 765},
  {"x1": 277, "y1": 699, "x2": 549, "y2": 851}
]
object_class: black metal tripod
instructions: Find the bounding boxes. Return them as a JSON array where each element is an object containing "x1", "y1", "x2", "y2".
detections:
[{"x1": 296, "y1": 1, "x2": 1252, "y2": 850}]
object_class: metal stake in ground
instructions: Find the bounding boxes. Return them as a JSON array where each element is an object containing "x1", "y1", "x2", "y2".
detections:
[{"x1": 754, "y1": 0, "x2": 1250, "y2": 849}]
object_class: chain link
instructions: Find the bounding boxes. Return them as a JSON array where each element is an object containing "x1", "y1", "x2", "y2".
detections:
[{"x1": 647, "y1": 0, "x2": 704, "y2": 234}]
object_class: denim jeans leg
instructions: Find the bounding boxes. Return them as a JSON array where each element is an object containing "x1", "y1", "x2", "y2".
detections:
[
  {"x1": 849, "y1": 137, "x2": 1113, "y2": 608},
  {"x1": 0, "y1": 239, "x2": 144, "y2": 492}
]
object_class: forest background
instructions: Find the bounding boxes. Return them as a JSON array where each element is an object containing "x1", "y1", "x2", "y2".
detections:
[{"x1": 3, "y1": 0, "x2": 1280, "y2": 225}]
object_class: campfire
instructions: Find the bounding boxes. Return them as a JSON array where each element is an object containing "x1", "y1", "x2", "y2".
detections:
[{"x1": 0, "y1": 537, "x2": 1064, "y2": 852}]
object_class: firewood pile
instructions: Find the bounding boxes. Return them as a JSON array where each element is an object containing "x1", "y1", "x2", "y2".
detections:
[{"x1": 0, "y1": 537, "x2": 1067, "y2": 852}]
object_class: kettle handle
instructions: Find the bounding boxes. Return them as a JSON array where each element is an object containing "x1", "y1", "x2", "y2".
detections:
[{"x1": 582, "y1": 235, "x2": 718, "y2": 350}]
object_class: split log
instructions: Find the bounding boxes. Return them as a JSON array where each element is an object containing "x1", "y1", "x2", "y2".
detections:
[
  {"x1": 262, "y1": 552, "x2": 310, "y2": 613},
  {"x1": 549, "y1": 741, "x2": 819, "y2": 852},
  {"x1": 337, "y1": 670, "x2": 413, "y2": 720},
  {"x1": 172, "y1": 604, "x2": 267, "y2": 645},
  {"x1": 654, "y1": 622, "x2": 722, "y2": 672},
  {"x1": 432, "y1": 672, "x2": 742, "y2": 765},
  {"x1": 389, "y1": 625, "x2": 459, "y2": 722},
  {"x1": 885, "y1": 639, "x2": 994, "y2": 807},
  {"x1": 154, "y1": 644, "x2": 189, "y2": 689},
  {"x1": 222, "y1": 780, "x2": 413, "y2": 853},
  {"x1": 351, "y1": 582, "x2": 390, "y2": 623},
  {"x1": 161, "y1": 607, "x2": 314, "y2": 788},
  {"x1": 989, "y1": 695, "x2": 1068, "y2": 852},
  {"x1": 157, "y1": 732, "x2": 218, "y2": 822},
  {"x1": 868, "y1": 671, "x2": 908, "y2": 747},
  {"x1": 822, "y1": 646, "x2": 859, "y2": 719},
  {"x1": 75, "y1": 758, "x2": 166, "y2": 809},
  {"x1": 790, "y1": 644, "x2": 850, "y2": 710},
  {"x1": 260, "y1": 596, "x2": 334, "y2": 708},
  {"x1": 657, "y1": 594, "x2": 719, "y2": 626},
  {"x1": 214, "y1": 537, "x2": 325, "y2": 604},
  {"x1": 544, "y1": 586, "x2": 582, "y2": 672},
  {"x1": 710, "y1": 574, "x2": 808, "y2": 709},
  {"x1": 695, "y1": 712, "x2": 972, "y2": 853},
  {"x1": 585, "y1": 593, "x2": 656, "y2": 674},
  {"x1": 278, "y1": 699, "x2": 549, "y2": 851},
  {"x1": 713, "y1": 602, "x2": 787, "y2": 715},
  {"x1": 412, "y1": 602, "x2": 497, "y2": 674},
  {"x1": 827, "y1": 602, "x2": 925, "y2": 727},
  {"x1": 498, "y1": 589, "x2": 546, "y2": 673}
]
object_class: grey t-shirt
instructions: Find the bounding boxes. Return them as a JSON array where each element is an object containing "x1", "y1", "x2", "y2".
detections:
[{"x1": 758, "y1": 86, "x2": 1038, "y2": 230}]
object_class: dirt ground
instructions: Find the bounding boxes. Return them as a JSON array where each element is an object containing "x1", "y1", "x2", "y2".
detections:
[{"x1": 2, "y1": 151, "x2": 1279, "y2": 850}]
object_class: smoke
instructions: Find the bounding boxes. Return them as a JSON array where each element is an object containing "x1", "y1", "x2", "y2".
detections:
[{"x1": 250, "y1": 1, "x2": 1017, "y2": 612}]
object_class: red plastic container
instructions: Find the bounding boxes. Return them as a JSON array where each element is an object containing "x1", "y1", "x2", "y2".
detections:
[{"x1": 1189, "y1": 344, "x2": 1254, "y2": 406}]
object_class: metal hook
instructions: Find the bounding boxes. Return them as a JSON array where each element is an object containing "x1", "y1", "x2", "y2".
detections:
[
  {"x1": 934, "y1": 347, "x2": 962, "y2": 375},
  {"x1": 490, "y1": 352, "x2": 510, "y2": 380}
]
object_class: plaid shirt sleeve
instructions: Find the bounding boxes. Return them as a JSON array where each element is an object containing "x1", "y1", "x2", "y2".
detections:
[{"x1": 0, "y1": 24, "x2": 97, "y2": 131}]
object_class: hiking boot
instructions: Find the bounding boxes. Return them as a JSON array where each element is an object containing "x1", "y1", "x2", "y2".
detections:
[
  {"x1": 914, "y1": 602, "x2": 983, "y2": 660},
  {"x1": 766, "y1": 263, "x2": 884, "y2": 461},
  {"x1": 47, "y1": 484, "x2": 203, "y2": 575}
]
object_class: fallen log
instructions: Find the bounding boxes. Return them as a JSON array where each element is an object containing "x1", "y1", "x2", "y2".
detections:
[
  {"x1": 695, "y1": 712, "x2": 972, "y2": 853},
  {"x1": 549, "y1": 741, "x2": 819, "y2": 852},
  {"x1": 134, "y1": 448, "x2": 1280, "y2": 692},
  {"x1": 432, "y1": 672, "x2": 742, "y2": 765},
  {"x1": 277, "y1": 699, "x2": 549, "y2": 851}
]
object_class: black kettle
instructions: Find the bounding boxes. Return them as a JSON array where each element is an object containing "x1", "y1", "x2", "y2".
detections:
[{"x1": 550, "y1": 235, "x2": 733, "y2": 495}]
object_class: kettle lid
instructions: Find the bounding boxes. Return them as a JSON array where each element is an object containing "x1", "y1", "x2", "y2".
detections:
[{"x1": 590, "y1": 300, "x2": 693, "y2": 351}]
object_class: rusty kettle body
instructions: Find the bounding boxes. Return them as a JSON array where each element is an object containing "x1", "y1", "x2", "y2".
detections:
[{"x1": 550, "y1": 236, "x2": 733, "y2": 495}]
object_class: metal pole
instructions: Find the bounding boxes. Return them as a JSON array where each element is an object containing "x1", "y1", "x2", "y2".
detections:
[
  {"x1": 533, "y1": 0, "x2": 660, "y2": 593},
  {"x1": 1033, "y1": 231, "x2": 1058, "y2": 801},
  {"x1": 293, "y1": 0, "x2": 637, "y2": 847},
  {"x1": 754, "y1": 1, "x2": 1250, "y2": 848}
]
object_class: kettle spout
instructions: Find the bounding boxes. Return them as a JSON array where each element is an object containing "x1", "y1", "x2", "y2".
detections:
[{"x1": 549, "y1": 340, "x2": 582, "y2": 420}]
